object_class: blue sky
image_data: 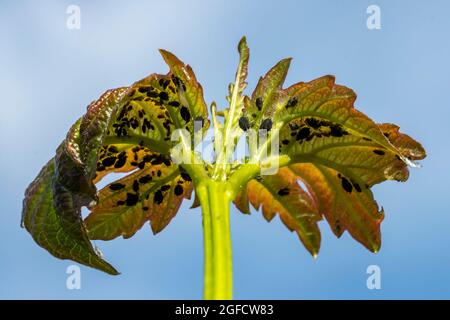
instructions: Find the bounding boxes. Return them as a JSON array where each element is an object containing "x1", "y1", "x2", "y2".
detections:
[{"x1": 1, "y1": 0, "x2": 449, "y2": 299}]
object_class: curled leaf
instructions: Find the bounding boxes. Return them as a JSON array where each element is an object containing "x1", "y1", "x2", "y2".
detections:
[
  {"x1": 22, "y1": 160, "x2": 118, "y2": 275},
  {"x1": 23, "y1": 50, "x2": 210, "y2": 274}
]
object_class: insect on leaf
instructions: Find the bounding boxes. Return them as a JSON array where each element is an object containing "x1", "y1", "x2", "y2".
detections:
[
  {"x1": 85, "y1": 159, "x2": 193, "y2": 240},
  {"x1": 287, "y1": 122, "x2": 424, "y2": 251},
  {"x1": 238, "y1": 59, "x2": 426, "y2": 254},
  {"x1": 235, "y1": 167, "x2": 321, "y2": 256},
  {"x1": 22, "y1": 38, "x2": 427, "y2": 283},
  {"x1": 246, "y1": 58, "x2": 291, "y2": 129},
  {"x1": 22, "y1": 50, "x2": 209, "y2": 274}
]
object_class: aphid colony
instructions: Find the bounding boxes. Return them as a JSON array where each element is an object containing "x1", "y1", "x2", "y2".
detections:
[
  {"x1": 108, "y1": 74, "x2": 205, "y2": 143},
  {"x1": 238, "y1": 95, "x2": 348, "y2": 142},
  {"x1": 92, "y1": 73, "x2": 203, "y2": 209},
  {"x1": 97, "y1": 81, "x2": 393, "y2": 208},
  {"x1": 236, "y1": 96, "x2": 393, "y2": 196},
  {"x1": 95, "y1": 142, "x2": 192, "y2": 208}
]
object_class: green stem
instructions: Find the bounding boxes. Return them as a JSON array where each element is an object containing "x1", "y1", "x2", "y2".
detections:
[
  {"x1": 196, "y1": 180, "x2": 233, "y2": 300},
  {"x1": 227, "y1": 154, "x2": 292, "y2": 198}
]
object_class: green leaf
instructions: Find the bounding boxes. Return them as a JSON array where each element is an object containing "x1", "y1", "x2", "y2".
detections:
[
  {"x1": 277, "y1": 77, "x2": 399, "y2": 155},
  {"x1": 79, "y1": 88, "x2": 128, "y2": 178},
  {"x1": 237, "y1": 122, "x2": 425, "y2": 253},
  {"x1": 22, "y1": 159, "x2": 118, "y2": 275},
  {"x1": 85, "y1": 52, "x2": 210, "y2": 240},
  {"x1": 85, "y1": 157, "x2": 193, "y2": 240},
  {"x1": 290, "y1": 163, "x2": 383, "y2": 252},
  {"x1": 237, "y1": 58, "x2": 427, "y2": 254},
  {"x1": 211, "y1": 37, "x2": 251, "y2": 180},
  {"x1": 23, "y1": 38, "x2": 427, "y2": 286},
  {"x1": 224, "y1": 36, "x2": 250, "y2": 134},
  {"x1": 235, "y1": 167, "x2": 321, "y2": 256},
  {"x1": 94, "y1": 144, "x2": 161, "y2": 183},
  {"x1": 22, "y1": 88, "x2": 128, "y2": 274},
  {"x1": 243, "y1": 64, "x2": 411, "y2": 166},
  {"x1": 245, "y1": 58, "x2": 291, "y2": 128},
  {"x1": 159, "y1": 49, "x2": 209, "y2": 124},
  {"x1": 103, "y1": 66, "x2": 210, "y2": 156},
  {"x1": 283, "y1": 121, "x2": 426, "y2": 187},
  {"x1": 227, "y1": 36, "x2": 249, "y2": 103},
  {"x1": 284, "y1": 131, "x2": 410, "y2": 186}
]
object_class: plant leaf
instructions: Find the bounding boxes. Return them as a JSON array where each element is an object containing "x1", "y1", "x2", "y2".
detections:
[
  {"x1": 277, "y1": 78, "x2": 400, "y2": 155},
  {"x1": 79, "y1": 88, "x2": 128, "y2": 178},
  {"x1": 86, "y1": 53, "x2": 209, "y2": 239},
  {"x1": 22, "y1": 89, "x2": 128, "y2": 274},
  {"x1": 284, "y1": 132, "x2": 409, "y2": 186},
  {"x1": 225, "y1": 36, "x2": 249, "y2": 135},
  {"x1": 290, "y1": 163, "x2": 383, "y2": 252},
  {"x1": 23, "y1": 48, "x2": 211, "y2": 273},
  {"x1": 283, "y1": 122, "x2": 426, "y2": 187},
  {"x1": 247, "y1": 58, "x2": 291, "y2": 128},
  {"x1": 22, "y1": 159, "x2": 118, "y2": 275},
  {"x1": 159, "y1": 49, "x2": 209, "y2": 125},
  {"x1": 85, "y1": 158, "x2": 193, "y2": 240},
  {"x1": 93, "y1": 144, "x2": 163, "y2": 183},
  {"x1": 235, "y1": 167, "x2": 321, "y2": 256},
  {"x1": 227, "y1": 37, "x2": 249, "y2": 103},
  {"x1": 245, "y1": 66, "x2": 409, "y2": 162},
  {"x1": 102, "y1": 66, "x2": 209, "y2": 157},
  {"x1": 211, "y1": 37, "x2": 250, "y2": 180},
  {"x1": 239, "y1": 59, "x2": 426, "y2": 254},
  {"x1": 237, "y1": 123, "x2": 425, "y2": 253},
  {"x1": 378, "y1": 123, "x2": 426, "y2": 161}
]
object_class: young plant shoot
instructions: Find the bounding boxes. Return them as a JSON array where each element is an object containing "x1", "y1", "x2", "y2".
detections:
[{"x1": 22, "y1": 37, "x2": 426, "y2": 299}]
